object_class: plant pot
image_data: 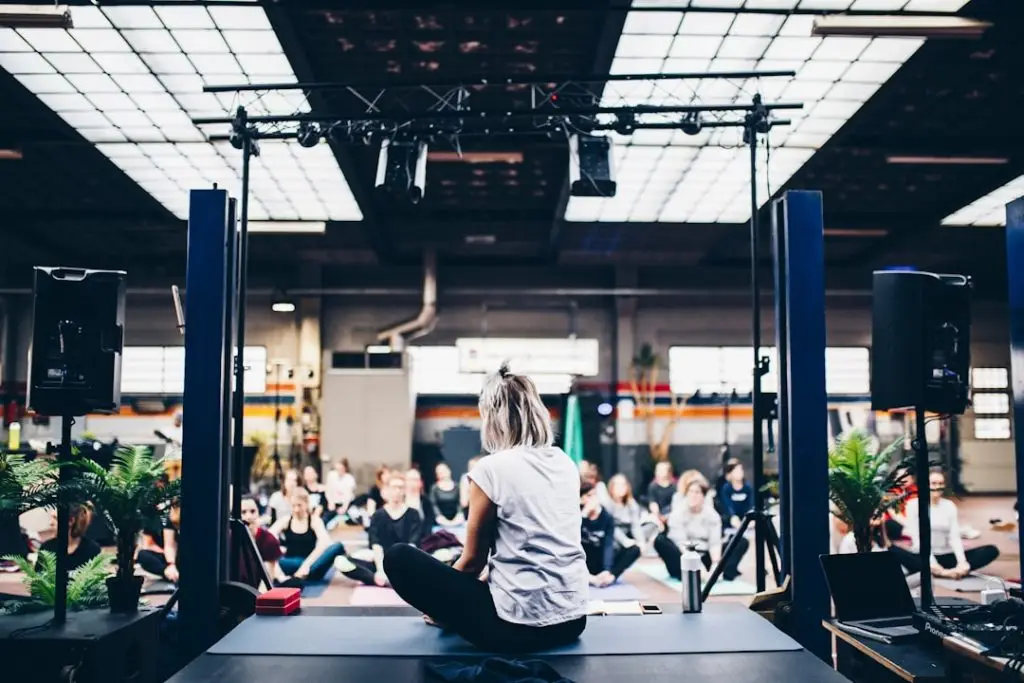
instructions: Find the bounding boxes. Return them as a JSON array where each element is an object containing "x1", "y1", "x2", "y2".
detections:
[{"x1": 106, "y1": 575, "x2": 143, "y2": 614}]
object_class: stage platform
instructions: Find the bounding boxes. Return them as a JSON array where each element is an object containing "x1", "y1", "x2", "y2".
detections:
[{"x1": 168, "y1": 605, "x2": 849, "y2": 683}]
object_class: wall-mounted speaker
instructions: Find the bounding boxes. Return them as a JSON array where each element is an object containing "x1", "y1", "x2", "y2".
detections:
[
  {"x1": 870, "y1": 270, "x2": 971, "y2": 415},
  {"x1": 27, "y1": 267, "x2": 126, "y2": 416}
]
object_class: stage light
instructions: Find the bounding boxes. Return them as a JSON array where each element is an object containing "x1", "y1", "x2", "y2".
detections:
[
  {"x1": 568, "y1": 134, "x2": 616, "y2": 198},
  {"x1": 0, "y1": 4, "x2": 72, "y2": 29},
  {"x1": 297, "y1": 122, "x2": 321, "y2": 148},
  {"x1": 680, "y1": 113, "x2": 703, "y2": 137},
  {"x1": 271, "y1": 294, "x2": 295, "y2": 313},
  {"x1": 375, "y1": 139, "x2": 428, "y2": 203}
]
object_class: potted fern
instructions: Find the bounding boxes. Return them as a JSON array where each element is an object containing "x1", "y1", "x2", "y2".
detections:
[
  {"x1": 0, "y1": 552, "x2": 112, "y2": 615},
  {"x1": 66, "y1": 445, "x2": 182, "y2": 613},
  {"x1": 828, "y1": 431, "x2": 912, "y2": 553}
]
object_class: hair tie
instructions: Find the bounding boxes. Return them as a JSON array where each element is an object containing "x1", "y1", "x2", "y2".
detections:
[{"x1": 497, "y1": 361, "x2": 512, "y2": 378}]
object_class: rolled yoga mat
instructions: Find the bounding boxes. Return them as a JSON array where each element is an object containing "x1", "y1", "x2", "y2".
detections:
[{"x1": 208, "y1": 605, "x2": 802, "y2": 657}]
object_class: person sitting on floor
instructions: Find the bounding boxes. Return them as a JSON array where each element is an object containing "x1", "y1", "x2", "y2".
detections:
[
  {"x1": 383, "y1": 363, "x2": 588, "y2": 653},
  {"x1": 718, "y1": 459, "x2": 754, "y2": 531},
  {"x1": 240, "y1": 494, "x2": 285, "y2": 583},
  {"x1": 890, "y1": 468, "x2": 999, "y2": 579},
  {"x1": 581, "y1": 460, "x2": 612, "y2": 509},
  {"x1": 269, "y1": 487, "x2": 347, "y2": 585},
  {"x1": 367, "y1": 470, "x2": 423, "y2": 586},
  {"x1": 883, "y1": 465, "x2": 916, "y2": 541},
  {"x1": 459, "y1": 456, "x2": 481, "y2": 517},
  {"x1": 654, "y1": 473, "x2": 748, "y2": 581},
  {"x1": 430, "y1": 462, "x2": 465, "y2": 528},
  {"x1": 38, "y1": 503, "x2": 101, "y2": 572},
  {"x1": 265, "y1": 469, "x2": 299, "y2": 525},
  {"x1": 138, "y1": 505, "x2": 181, "y2": 584},
  {"x1": 607, "y1": 473, "x2": 657, "y2": 552},
  {"x1": 646, "y1": 461, "x2": 675, "y2": 525},
  {"x1": 404, "y1": 467, "x2": 435, "y2": 544},
  {"x1": 303, "y1": 465, "x2": 327, "y2": 519},
  {"x1": 325, "y1": 458, "x2": 356, "y2": 525},
  {"x1": 581, "y1": 482, "x2": 641, "y2": 586},
  {"x1": 367, "y1": 466, "x2": 390, "y2": 517}
]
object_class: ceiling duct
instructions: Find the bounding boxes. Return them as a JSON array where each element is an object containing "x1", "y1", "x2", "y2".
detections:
[{"x1": 377, "y1": 249, "x2": 437, "y2": 351}]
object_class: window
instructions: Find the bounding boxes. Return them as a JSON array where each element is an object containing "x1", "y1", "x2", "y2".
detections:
[
  {"x1": 974, "y1": 418, "x2": 1012, "y2": 440},
  {"x1": 972, "y1": 393, "x2": 1010, "y2": 415},
  {"x1": 668, "y1": 346, "x2": 869, "y2": 395},
  {"x1": 972, "y1": 367, "x2": 1009, "y2": 390},
  {"x1": 408, "y1": 346, "x2": 574, "y2": 395},
  {"x1": 121, "y1": 345, "x2": 267, "y2": 394}
]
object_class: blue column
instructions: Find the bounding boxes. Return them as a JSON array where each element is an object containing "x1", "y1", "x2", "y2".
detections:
[
  {"x1": 772, "y1": 190, "x2": 830, "y2": 660},
  {"x1": 1007, "y1": 196, "x2": 1024, "y2": 555},
  {"x1": 180, "y1": 188, "x2": 232, "y2": 656}
]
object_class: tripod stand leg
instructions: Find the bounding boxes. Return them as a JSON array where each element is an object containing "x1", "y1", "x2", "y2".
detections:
[
  {"x1": 760, "y1": 514, "x2": 783, "y2": 586},
  {"x1": 701, "y1": 515, "x2": 754, "y2": 601}
]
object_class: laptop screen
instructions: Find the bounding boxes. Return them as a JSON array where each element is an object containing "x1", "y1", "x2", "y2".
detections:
[{"x1": 820, "y1": 550, "x2": 916, "y2": 621}]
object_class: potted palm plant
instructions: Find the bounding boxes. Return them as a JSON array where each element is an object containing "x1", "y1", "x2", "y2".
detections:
[
  {"x1": 0, "y1": 552, "x2": 112, "y2": 615},
  {"x1": 828, "y1": 431, "x2": 912, "y2": 553},
  {"x1": 68, "y1": 445, "x2": 182, "y2": 613}
]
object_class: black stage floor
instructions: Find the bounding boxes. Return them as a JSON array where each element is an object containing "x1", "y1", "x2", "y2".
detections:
[{"x1": 168, "y1": 606, "x2": 849, "y2": 683}]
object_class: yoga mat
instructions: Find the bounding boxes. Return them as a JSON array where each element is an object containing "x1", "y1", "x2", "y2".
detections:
[
  {"x1": 350, "y1": 586, "x2": 408, "y2": 606},
  {"x1": 301, "y1": 568, "x2": 336, "y2": 598},
  {"x1": 637, "y1": 563, "x2": 758, "y2": 597},
  {"x1": 934, "y1": 575, "x2": 997, "y2": 593},
  {"x1": 209, "y1": 608, "x2": 801, "y2": 657}
]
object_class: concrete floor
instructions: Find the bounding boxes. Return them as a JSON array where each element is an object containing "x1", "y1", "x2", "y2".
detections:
[{"x1": 1, "y1": 495, "x2": 1018, "y2": 608}]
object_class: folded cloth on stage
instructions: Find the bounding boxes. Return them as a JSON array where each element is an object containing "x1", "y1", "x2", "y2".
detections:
[{"x1": 427, "y1": 658, "x2": 573, "y2": 683}]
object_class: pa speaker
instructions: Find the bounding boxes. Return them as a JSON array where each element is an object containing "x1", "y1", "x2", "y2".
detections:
[
  {"x1": 27, "y1": 267, "x2": 126, "y2": 417},
  {"x1": 870, "y1": 270, "x2": 971, "y2": 415},
  {"x1": 568, "y1": 134, "x2": 616, "y2": 197}
]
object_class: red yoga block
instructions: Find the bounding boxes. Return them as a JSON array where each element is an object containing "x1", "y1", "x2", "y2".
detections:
[{"x1": 256, "y1": 587, "x2": 301, "y2": 616}]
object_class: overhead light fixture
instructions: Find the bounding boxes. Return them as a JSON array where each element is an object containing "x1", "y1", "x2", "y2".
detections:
[
  {"x1": 886, "y1": 155, "x2": 1008, "y2": 166},
  {"x1": 812, "y1": 15, "x2": 991, "y2": 39},
  {"x1": 0, "y1": 149, "x2": 23, "y2": 161},
  {"x1": 464, "y1": 234, "x2": 497, "y2": 245},
  {"x1": 248, "y1": 221, "x2": 327, "y2": 234},
  {"x1": 0, "y1": 4, "x2": 72, "y2": 29},
  {"x1": 824, "y1": 228, "x2": 888, "y2": 237},
  {"x1": 428, "y1": 151, "x2": 523, "y2": 164},
  {"x1": 376, "y1": 139, "x2": 428, "y2": 203},
  {"x1": 271, "y1": 294, "x2": 295, "y2": 313},
  {"x1": 365, "y1": 345, "x2": 392, "y2": 354}
]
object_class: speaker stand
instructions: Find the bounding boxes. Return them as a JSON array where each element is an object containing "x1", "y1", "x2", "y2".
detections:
[
  {"x1": 912, "y1": 404, "x2": 934, "y2": 611},
  {"x1": 52, "y1": 415, "x2": 76, "y2": 625}
]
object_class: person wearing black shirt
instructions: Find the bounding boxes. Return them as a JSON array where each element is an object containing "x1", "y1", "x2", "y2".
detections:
[
  {"x1": 366, "y1": 466, "x2": 390, "y2": 516},
  {"x1": 370, "y1": 471, "x2": 422, "y2": 586},
  {"x1": 404, "y1": 468, "x2": 435, "y2": 544},
  {"x1": 580, "y1": 483, "x2": 640, "y2": 586},
  {"x1": 38, "y1": 503, "x2": 102, "y2": 572},
  {"x1": 430, "y1": 462, "x2": 465, "y2": 527},
  {"x1": 646, "y1": 461, "x2": 675, "y2": 523},
  {"x1": 718, "y1": 459, "x2": 754, "y2": 530},
  {"x1": 138, "y1": 506, "x2": 180, "y2": 583}
]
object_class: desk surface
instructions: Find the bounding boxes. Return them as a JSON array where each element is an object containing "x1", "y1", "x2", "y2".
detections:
[
  {"x1": 823, "y1": 620, "x2": 946, "y2": 683},
  {"x1": 169, "y1": 606, "x2": 849, "y2": 683}
]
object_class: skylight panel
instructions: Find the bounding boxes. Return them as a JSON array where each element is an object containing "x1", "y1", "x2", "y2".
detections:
[
  {"x1": 942, "y1": 175, "x2": 1024, "y2": 227},
  {"x1": 0, "y1": 5, "x2": 362, "y2": 222},
  {"x1": 565, "y1": 2, "x2": 970, "y2": 224}
]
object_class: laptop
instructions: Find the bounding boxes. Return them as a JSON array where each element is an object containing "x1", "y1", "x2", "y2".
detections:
[{"x1": 820, "y1": 550, "x2": 919, "y2": 640}]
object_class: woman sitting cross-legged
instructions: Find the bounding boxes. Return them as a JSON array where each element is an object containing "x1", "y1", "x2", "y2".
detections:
[
  {"x1": 580, "y1": 482, "x2": 641, "y2": 586},
  {"x1": 430, "y1": 462, "x2": 465, "y2": 528},
  {"x1": 384, "y1": 363, "x2": 588, "y2": 653},
  {"x1": 654, "y1": 473, "x2": 748, "y2": 582},
  {"x1": 269, "y1": 487, "x2": 349, "y2": 586}
]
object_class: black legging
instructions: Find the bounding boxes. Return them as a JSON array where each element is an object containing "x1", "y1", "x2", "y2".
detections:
[
  {"x1": 889, "y1": 545, "x2": 1000, "y2": 576},
  {"x1": 138, "y1": 549, "x2": 173, "y2": 580},
  {"x1": 654, "y1": 533, "x2": 748, "y2": 582},
  {"x1": 584, "y1": 545, "x2": 641, "y2": 579},
  {"x1": 384, "y1": 544, "x2": 587, "y2": 653}
]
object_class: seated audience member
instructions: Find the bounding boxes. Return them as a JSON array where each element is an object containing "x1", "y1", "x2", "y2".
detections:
[
  {"x1": 303, "y1": 466, "x2": 327, "y2": 518},
  {"x1": 891, "y1": 468, "x2": 999, "y2": 578},
  {"x1": 138, "y1": 506, "x2": 181, "y2": 583},
  {"x1": 581, "y1": 461, "x2": 612, "y2": 508},
  {"x1": 38, "y1": 503, "x2": 101, "y2": 572},
  {"x1": 430, "y1": 462, "x2": 465, "y2": 528},
  {"x1": 369, "y1": 471, "x2": 423, "y2": 586},
  {"x1": 404, "y1": 467, "x2": 435, "y2": 543},
  {"x1": 718, "y1": 459, "x2": 754, "y2": 530},
  {"x1": 581, "y1": 482, "x2": 641, "y2": 586},
  {"x1": 646, "y1": 461, "x2": 675, "y2": 523},
  {"x1": 269, "y1": 488, "x2": 347, "y2": 584},
  {"x1": 459, "y1": 456, "x2": 481, "y2": 517},
  {"x1": 654, "y1": 473, "x2": 748, "y2": 581},
  {"x1": 367, "y1": 466, "x2": 390, "y2": 516},
  {"x1": 266, "y1": 469, "x2": 299, "y2": 525},
  {"x1": 325, "y1": 458, "x2": 356, "y2": 521},
  {"x1": 607, "y1": 473, "x2": 656, "y2": 551},
  {"x1": 884, "y1": 466, "x2": 916, "y2": 541},
  {"x1": 240, "y1": 494, "x2": 285, "y2": 583}
]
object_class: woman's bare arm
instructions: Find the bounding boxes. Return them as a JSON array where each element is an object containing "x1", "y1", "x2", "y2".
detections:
[{"x1": 452, "y1": 481, "x2": 496, "y2": 576}]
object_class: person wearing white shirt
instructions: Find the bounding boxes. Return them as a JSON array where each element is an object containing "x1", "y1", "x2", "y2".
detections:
[
  {"x1": 325, "y1": 458, "x2": 357, "y2": 516},
  {"x1": 891, "y1": 469, "x2": 999, "y2": 578}
]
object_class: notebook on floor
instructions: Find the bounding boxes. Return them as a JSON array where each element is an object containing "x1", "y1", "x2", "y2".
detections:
[{"x1": 820, "y1": 551, "x2": 918, "y2": 641}]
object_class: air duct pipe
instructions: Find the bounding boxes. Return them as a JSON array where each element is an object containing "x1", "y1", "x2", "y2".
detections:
[{"x1": 377, "y1": 249, "x2": 437, "y2": 351}]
